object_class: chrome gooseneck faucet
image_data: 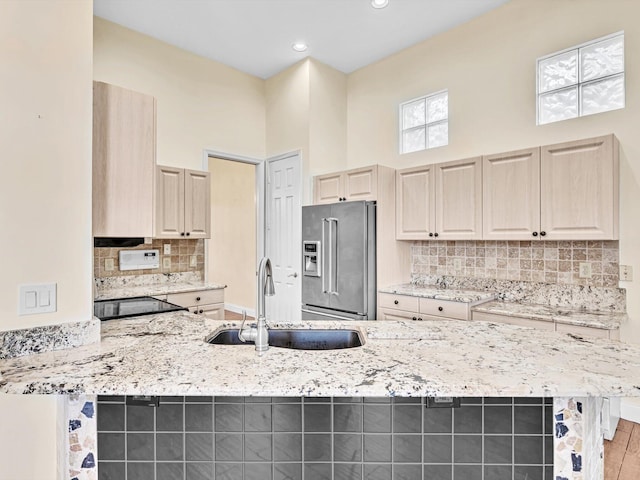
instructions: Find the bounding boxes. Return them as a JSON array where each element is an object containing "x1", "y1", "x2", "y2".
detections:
[{"x1": 239, "y1": 257, "x2": 275, "y2": 353}]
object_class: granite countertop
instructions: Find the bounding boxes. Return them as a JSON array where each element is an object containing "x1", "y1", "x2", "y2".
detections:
[
  {"x1": 2, "y1": 312, "x2": 640, "y2": 397},
  {"x1": 95, "y1": 280, "x2": 226, "y2": 301},
  {"x1": 472, "y1": 300, "x2": 626, "y2": 331},
  {"x1": 379, "y1": 284, "x2": 496, "y2": 304}
]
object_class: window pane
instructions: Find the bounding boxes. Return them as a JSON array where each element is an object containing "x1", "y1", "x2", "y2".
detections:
[
  {"x1": 581, "y1": 35, "x2": 624, "y2": 82},
  {"x1": 427, "y1": 92, "x2": 448, "y2": 123},
  {"x1": 427, "y1": 122, "x2": 448, "y2": 149},
  {"x1": 538, "y1": 87, "x2": 578, "y2": 125},
  {"x1": 581, "y1": 74, "x2": 624, "y2": 116},
  {"x1": 402, "y1": 127, "x2": 426, "y2": 153},
  {"x1": 402, "y1": 99, "x2": 425, "y2": 129},
  {"x1": 539, "y1": 51, "x2": 577, "y2": 93}
]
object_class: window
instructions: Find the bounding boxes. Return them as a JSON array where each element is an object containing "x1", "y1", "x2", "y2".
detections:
[
  {"x1": 400, "y1": 90, "x2": 448, "y2": 154},
  {"x1": 537, "y1": 32, "x2": 624, "y2": 125}
]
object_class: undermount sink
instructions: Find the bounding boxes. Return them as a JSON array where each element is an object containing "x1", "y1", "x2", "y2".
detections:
[{"x1": 206, "y1": 328, "x2": 364, "y2": 350}]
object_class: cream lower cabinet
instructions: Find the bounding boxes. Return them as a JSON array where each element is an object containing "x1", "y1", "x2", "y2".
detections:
[
  {"x1": 158, "y1": 289, "x2": 225, "y2": 320},
  {"x1": 156, "y1": 166, "x2": 211, "y2": 239},
  {"x1": 378, "y1": 293, "x2": 473, "y2": 321},
  {"x1": 483, "y1": 135, "x2": 619, "y2": 241},
  {"x1": 472, "y1": 311, "x2": 619, "y2": 340},
  {"x1": 93, "y1": 81, "x2": 156, "y2": 237},
  {"x1": 314, "y1": 165, "x2": 378, "y2": 204},
  {"x1": 396, "y1": 157, "x2": 482, "y2": 240}
]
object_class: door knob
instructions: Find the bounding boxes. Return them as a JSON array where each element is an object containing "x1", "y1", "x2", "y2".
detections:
[{"x1": 288, "y1": 272, "x2": 298, "y2": 278}]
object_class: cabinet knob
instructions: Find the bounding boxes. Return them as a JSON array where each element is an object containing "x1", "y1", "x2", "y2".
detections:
[
  {"x1": 438, "y1": 306, "x2": 443, "y2": 312},
  {"x1": 394, "y1": 300, "x2": 399, "y2": 305},
  {"x1": 199, "y1": 309, "x2": 204, "y2": 314},
  {"x1": 532, "y1": 231, "x2": 538, "y2": 237},
  {"x1": 540, "y1": 231, "x2": 547, "y2": 237},
  {"x1": 193, "y1": 308, "x2": 198, "y2": 314},
  {"x1": 196, "y1": 296, "x2": 201, "y2": 301},
  {"x1": 418, "y1": 317, "x2": 423, "y2": 321},
  {"x1": 186, "y1": 232, "x2": 191, "y2": 236},
  {"x1": 181, "y1": 232, "x2": 185, "y2": 236},
  {"x1": 412, "y1": 316, "x2": 417, "y2": 321},
  {"x1": 434, "y1": 233, "x2": 439, "y2": 238},
  {"x1": 429, "y1": 233, "x2": 434, "y2": 237}
]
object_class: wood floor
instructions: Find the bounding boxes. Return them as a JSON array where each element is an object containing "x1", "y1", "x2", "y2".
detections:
[
  {"x1": 224, "y1": 310, "x2": 254, "y2": 321},
  {"x1": 605, "y1": 419, "x2": 640, "y2": 479}
]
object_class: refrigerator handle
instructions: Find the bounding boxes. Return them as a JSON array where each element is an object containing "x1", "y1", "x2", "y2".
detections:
[
  {"x1": 327, "y1": 217, "x2": 339, "y2": 296},
  {"x1": 321, "y1": 218, "x2": 328, "y2": 294}
]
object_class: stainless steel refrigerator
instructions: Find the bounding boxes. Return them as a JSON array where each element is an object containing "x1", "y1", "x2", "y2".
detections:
[{"x1": 301, "y1": 200, "x2": 376, "y2": 321}]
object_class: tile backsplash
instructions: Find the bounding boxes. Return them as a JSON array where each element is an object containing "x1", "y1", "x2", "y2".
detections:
[
  {"x1": 94, "y1": 239, "x2": 204, "y2": 279},
  {"x1": 411, "y1": 240, "x2": 619, "y2": 288}
]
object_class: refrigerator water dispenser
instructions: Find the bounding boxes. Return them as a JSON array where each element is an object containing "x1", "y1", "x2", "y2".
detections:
[{"x1": 303, "y1": 241, "x2": 321, "y2": 277}]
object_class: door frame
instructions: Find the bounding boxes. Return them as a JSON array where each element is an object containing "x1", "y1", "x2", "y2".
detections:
[{"x1": 201, "y1": 149, "x2": 265, "y2": 283}]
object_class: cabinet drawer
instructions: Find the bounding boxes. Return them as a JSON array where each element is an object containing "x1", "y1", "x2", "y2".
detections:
[
  {"x1": 378, "y1": 307, "x2": 420, "y2": 322},
  {"x1": 167, "y1": 289, "x2": 224, "y2": 308},
  {"x1": 419, "y1": 298, "x2": 469, "y2": 320},
  {"x1": 556, "y1": 322, "x2": 610, "y2": 339},
  {"x1": 472, "y1": 311, "x2": 555, "y2": 330},
  {"x1": 379, "y1": 293, "x2": 419, "y2": 312},
  {"x1": 189, "y1": 302, "x2": 224, "y2": 320}
]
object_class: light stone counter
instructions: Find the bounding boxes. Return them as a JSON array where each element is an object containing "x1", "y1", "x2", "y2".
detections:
[
  {"x1": 379, "y1": 283, "x2": 496, "y2": 304},
  {"x1": 1, "y1": 312, "x2": 639, "y2": 397},
  {"x1": 472, "y1": 300, "x2": 626, "y2": 331},
  {"x1": 94, "y1": 280, "x2": 226, "y2": 301}
]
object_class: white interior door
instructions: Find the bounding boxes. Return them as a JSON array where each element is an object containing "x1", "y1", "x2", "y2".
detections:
[{"x1": 266, "y1": 153, "x2": 301, "y2": 322}]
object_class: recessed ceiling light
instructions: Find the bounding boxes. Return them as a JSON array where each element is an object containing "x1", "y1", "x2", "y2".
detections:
[
  {"x1": 292, "y1": 43, "x2": 308, "y2": 52},
  {"x1": 371, "y1": 0, "x2": 389, "y2": 9}
]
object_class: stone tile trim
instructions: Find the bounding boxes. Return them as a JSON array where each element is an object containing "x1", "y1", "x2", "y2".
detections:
[
  {"x1": 553, "y1": 397, "x2": 604, "y2": 480},
  {"x1": 0, "y1": 318, "x2": 100, "y2": 359},
  {"x1": 411, "y1": 240, "x2": 619, "y2": 288},
  {"x1": 63, "y1": 395, "x2": 98, "y2": 480},
  {"x1": 94, "y1": 238, "x2": 205, "y2": 278}
]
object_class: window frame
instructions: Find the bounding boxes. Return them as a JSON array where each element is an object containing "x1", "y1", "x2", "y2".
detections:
[
  {"x1": 398, "y1": 89, "x2": 449, "y2": 154},
  {"x1": 536, "y1": 31, "x2": 625, "y2": 125}
]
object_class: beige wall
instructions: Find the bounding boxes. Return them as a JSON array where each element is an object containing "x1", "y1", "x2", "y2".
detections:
[
  {"x1": 208, "y1": 158, "x2": 257, "y2": 311},
  {"x1": 0, "y1": 1, "x2": 93, "y2": 331},
  {"x1": 0, "y1": 1, "x2": 93, "y2": 476},
  {"x1": 346, "y1": 0, "x2": 640, "y2": 343},
  {"x1": 93, "y1": 17, "x2": 266, "y2": 170}
]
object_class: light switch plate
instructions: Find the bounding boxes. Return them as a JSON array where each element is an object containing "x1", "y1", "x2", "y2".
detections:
[
  {"x1": 19, "y1": 283, "x2": 57, "y2": 315},
  {"x1": 104, "y1": 258, "x2": 115, "y2": 271},
  {"x1": 163, "y1": 257, "x2": 171, "y2": 269},
  {"x1": 164, "y1": 244, "x2": 171, "y2": 255},
  {"x1": 190, "y1": 255, "x2": 197, "y2": 267},
  {"x1": 453, "y1": 258, "x2": 462, "y2": 270}
]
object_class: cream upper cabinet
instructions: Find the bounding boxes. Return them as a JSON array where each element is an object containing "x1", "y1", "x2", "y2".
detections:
[
  {"x1": 395, "y1": 165, "x2": 434, "y2": 240},
  {"x1": 314, "y1": 165, "x2": 377, "y2": 204},
  {"x1": 156, "y1": 166, "x2": 211, "y2": 239},
  {"x1": 483, "y1": 147, "x2": 541, "y2": 240},
  {"x1": 540, "y1": 135, "x2": 619, "y2": 240},
  {"x1": 396, "y1": 157, "x2": 482, "y2": 240},
  {"x1": 482, "y1": 135, "x2": 619, "y2": 241},
  {"x1": 92, "y1": 81, "x2": 156, "y2": 237}
]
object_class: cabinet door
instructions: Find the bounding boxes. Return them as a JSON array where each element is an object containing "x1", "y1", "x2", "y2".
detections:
[
  {"x1": 435, "y1": 157, "x2": 483, "y2": 240},
  {"x1": 93, "y1": 82, "x2": 156, "y2": 237},
  {"x1": 540, "y1": 135, "x2": 618, "y2": 240},
  {"x1": 155, "y1": 165, "x2": 185, "y2": 238},
  {"x1": 483, "y1": 148, "x2": 540, "y2": 240},
  {"x1": 396, "y1": 165, "x2": 435, "y2": 240},
  {"x1": 184, "y1": 169, "x2": 211, "y2": 239},
  {"x1": 344, "y1": 166, "x2": 377, "y2": 201},
  {"x1": 314, "y1": 173, "x2": 343, "y2": 204},
  {"x1": 378, "y1": 307, "x2": 420, "y2": 321}
]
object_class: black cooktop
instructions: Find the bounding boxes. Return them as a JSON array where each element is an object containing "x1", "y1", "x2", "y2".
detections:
[{"x1": 94, "y1": 296, "x2": 187, "y2": 321}]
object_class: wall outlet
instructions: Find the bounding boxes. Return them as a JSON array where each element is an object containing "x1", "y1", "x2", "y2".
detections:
[
  {"x1": 190, "y1": 255, "x2": 197, "y2": 267},
  {"x1": 620, "y1": 265, "x2": 633, "y2": 282},
  {"x1": 163, "y1": 257, "x2": 171, "y2": 269},
  {"x1": 453, "y1": 258, "x2": 462, "y2": 270},
  {"x1": 104, "y1": 258, "x2": 115, "y2": 271},
  {"x1": 579, "y1": 262, "x2": 592, "y2": 278},
  {"x1": 164, "y1": 244, "x2": 171, "y2": 255}
]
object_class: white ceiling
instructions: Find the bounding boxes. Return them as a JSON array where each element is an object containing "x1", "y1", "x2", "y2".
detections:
[{"x1": 93, "y1": 0, "x2": 511, "y2": 79}]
